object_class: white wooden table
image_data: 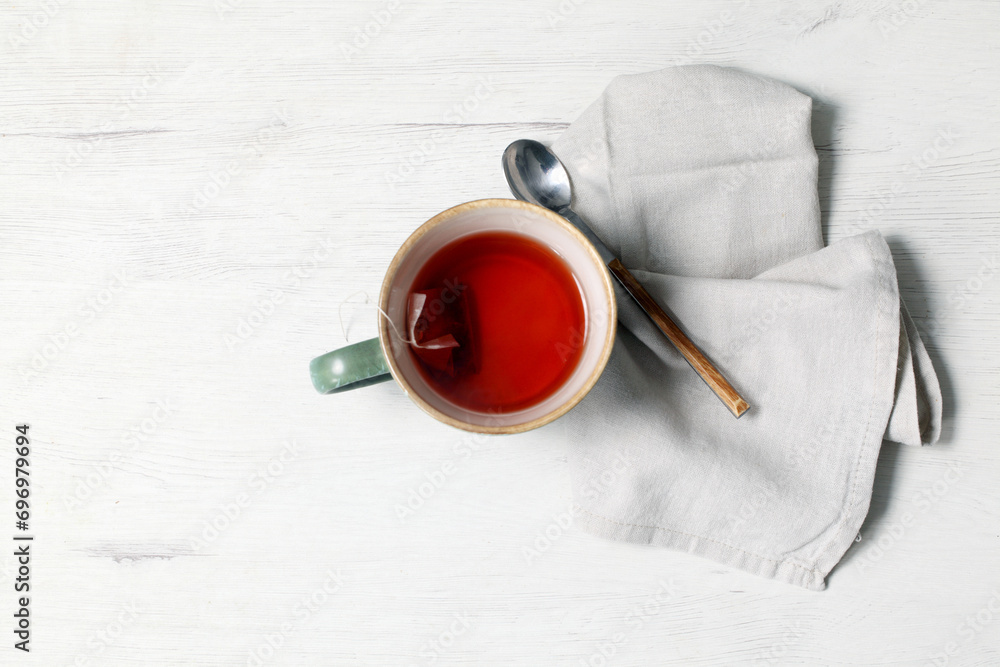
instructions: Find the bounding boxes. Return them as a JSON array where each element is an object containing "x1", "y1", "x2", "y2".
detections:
[{"x1": 2, "y1": 1, "x2": 998, "y2": 665}]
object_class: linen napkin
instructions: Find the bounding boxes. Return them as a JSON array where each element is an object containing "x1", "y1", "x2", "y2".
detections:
[{"x1": 552, "y1": 65, "x2": 942, "y2": 590}]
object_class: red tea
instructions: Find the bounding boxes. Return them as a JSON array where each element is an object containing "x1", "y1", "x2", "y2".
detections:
[{"x1": 407, "y1": 230, "x2": 586, "y2": 413}]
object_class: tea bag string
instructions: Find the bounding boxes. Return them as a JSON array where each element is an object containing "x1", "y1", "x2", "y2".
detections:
[{"x1": 337, "y1": 290, "x2": 429, "y2": 347}]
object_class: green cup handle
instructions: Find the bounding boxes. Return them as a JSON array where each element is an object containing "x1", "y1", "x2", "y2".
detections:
[{"x1": 310, "y1": 338, "x2": 392, "y2": 393}]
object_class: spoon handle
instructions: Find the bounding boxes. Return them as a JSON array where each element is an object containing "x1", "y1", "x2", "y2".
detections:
[{"x1": 607, "y1": 259, "x2": 750, "y2": 418}]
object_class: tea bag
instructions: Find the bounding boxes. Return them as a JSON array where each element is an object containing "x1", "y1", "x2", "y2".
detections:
[{"x1": 406, "y1": 286, "x2": 478, "y2": 377}]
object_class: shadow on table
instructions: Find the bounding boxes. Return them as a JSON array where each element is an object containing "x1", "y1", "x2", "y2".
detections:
[
  {"x1": 884, "y1": 235, "x2": 956, "y2": 446},
  {"x1": 810, "y1": 95, "x2": 839, "y2": 246}
]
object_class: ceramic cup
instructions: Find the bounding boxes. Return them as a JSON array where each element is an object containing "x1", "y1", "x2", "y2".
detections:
[{"x1": 309, "y1": 198, "x2": 616, "y2": 434}]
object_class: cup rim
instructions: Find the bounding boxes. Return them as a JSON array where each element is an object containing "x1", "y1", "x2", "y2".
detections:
[{"x1": 377, "y1": 198, "x2": 617, "y2": 435}]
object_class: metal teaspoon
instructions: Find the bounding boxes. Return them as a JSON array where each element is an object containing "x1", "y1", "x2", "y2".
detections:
[{"x1": 502, "y1": 139, "x2": 749, "y2": 418}]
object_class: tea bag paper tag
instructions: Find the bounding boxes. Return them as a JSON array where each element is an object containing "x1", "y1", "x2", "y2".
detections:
[{"x1": 407, "y1": 292, "x2": 461, "y2": 350}]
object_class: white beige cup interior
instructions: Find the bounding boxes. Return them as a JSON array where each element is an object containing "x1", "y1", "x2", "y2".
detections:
[{"x1": 378, "y1": 199, "x2": 616, "y2": 434}]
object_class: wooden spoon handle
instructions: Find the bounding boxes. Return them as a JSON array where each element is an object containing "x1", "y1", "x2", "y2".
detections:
[{"x1": 608, "y1": 259, "x2": 750, "y2": 418}]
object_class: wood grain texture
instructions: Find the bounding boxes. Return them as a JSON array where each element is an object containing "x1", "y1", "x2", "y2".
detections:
[
  {"x1": 1, "y1": 0, "x2": 998, "y2": 665},
  {"x1": 608, "y1": 258, "x2": 750, "y2": 418}
]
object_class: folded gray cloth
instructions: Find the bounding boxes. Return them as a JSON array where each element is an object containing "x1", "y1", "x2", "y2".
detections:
[{"x1": 553, "y1": 65, "x2": 942, "y2": 590}]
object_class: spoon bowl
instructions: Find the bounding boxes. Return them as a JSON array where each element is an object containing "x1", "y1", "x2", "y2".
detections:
[{"x1": 502, "y1": 139, "x2": 573, "y2": 211}]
